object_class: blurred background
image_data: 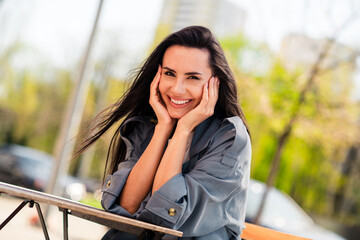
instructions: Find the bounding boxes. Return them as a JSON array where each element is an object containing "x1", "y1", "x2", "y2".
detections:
[{"x1": 0, "y1": 0, "x2": 360, "y2": 239}]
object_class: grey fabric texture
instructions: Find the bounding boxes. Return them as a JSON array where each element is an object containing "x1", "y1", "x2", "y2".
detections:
[{"x1": 101, "y1": 115, "x2": 251, "y2": 239}]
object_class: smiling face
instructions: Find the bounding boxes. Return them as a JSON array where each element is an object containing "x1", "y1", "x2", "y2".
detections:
[{"x1": 159, "y1": 45, "x2": 213, "y2": 119}]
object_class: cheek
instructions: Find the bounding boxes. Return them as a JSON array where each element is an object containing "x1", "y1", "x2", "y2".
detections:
[{"x1": 192, "y1": 85, "x2": 204, "y2": 102}]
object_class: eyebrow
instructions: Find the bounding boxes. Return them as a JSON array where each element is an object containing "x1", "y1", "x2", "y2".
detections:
[{"x1": 163, "y1": 66, "x2": 202, "y2": 75}]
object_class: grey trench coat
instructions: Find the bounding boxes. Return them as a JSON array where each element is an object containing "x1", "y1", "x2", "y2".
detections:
[{"x1": 101, "y1": 115, "x2": 251, "y2": 239}]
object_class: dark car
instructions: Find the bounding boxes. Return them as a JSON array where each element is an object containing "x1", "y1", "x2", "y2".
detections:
[
  {"x1": 0, "y1": 144, "x2": 52, "y2": 191},
  {"x1": 246, "y1": 179, "x2": 346, "y2": 240},
  {"x1": 0, "y1": 144, "x2": 91, "y2": 201}
]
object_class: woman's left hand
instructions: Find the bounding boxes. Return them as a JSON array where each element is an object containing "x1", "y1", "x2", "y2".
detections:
[{"x1": 177, "y1": 76, "x2": 220, "y2": 134}]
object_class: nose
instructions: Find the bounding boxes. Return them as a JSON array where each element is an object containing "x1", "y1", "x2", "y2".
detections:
[{"x1": 172, "y1": 77, "x2": 186, "y2": 94}]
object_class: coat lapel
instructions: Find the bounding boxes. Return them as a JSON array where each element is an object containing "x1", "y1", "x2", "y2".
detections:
[{"x1": 190, "y1": 116, "x2": 220, "y2": 158}]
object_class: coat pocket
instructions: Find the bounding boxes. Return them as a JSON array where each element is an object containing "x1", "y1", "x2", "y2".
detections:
[{"x1": 221, "y1": 153, "x2": 239, "y2": 168}]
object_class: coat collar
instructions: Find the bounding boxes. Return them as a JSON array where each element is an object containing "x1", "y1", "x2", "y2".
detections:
[
  {"x1": 120, "y1": 115, "x2": 221, "y2": 158},
  {"x1": 190, "y1": 116, "x2": 221, "y2": 157}
]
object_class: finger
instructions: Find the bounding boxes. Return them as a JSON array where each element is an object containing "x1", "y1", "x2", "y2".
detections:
[
  {"x1": 211, "y1": 76, "x2": 219, "y2": 100},
  {"x1": 157, "y1": 64, "x2": 162, "y2": 78},
  {"x1": 213, "y1": 77, "x2": 220, "y2": 104},
  {"x1": 215, "y1": 77, "x2": 219, "y2": 99},
  {"x1": 207, "y1": 76, "x2": 219, "y2": 109},
  {"x1": 151, "y1": 65, "x2": 161, "y2": 84},
  {"x1": 210, "y1": 76, "x2": 215, "y2": 97},
  {"x1": 204, "y1": 77, "x2": 215, "y2": 106},
  {"x1": 150, "y1": 66, "x2": 161, "y2": 93},
  {"x1": 201, "y1": 81, "x2": 209, "y2": 106}
]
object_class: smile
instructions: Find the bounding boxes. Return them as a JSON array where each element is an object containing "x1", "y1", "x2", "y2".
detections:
[{"x1": 170, "y1": 98, "x2": 191, "y2": 105}]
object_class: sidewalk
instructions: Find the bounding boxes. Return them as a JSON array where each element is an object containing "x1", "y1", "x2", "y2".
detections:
[{"x1": 0, "y1": 195, "x2": 107, "y2": 240}]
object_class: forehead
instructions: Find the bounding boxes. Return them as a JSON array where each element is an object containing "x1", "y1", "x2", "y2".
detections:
[{"x1": 162, "y1": 45, "x2": 211, "y2": 70}]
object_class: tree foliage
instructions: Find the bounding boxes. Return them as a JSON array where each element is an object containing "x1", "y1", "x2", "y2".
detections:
[{"x1": 220, "y1": 34, "x2": 360, "y2": 223}]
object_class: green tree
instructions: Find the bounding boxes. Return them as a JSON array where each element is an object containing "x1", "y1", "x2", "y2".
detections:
[{"x1": 220, "y1": 33, "x2": 360, "y2": 224}]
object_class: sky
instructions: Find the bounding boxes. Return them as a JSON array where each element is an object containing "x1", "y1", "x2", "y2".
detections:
[
  {"x1": 0, "y1": 0, "x2": 164, "y2": 73},
  {"x1": 0, "y1": 0, "x2": 360, "y2": 79},
  {"x1": 234, "y1": 0, "x2": 360, "y2": 49}
]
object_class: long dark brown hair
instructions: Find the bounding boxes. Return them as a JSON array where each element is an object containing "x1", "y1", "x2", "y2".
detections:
[{"x1": 74, "y1": 26, "x2": 250, "y2": 178}]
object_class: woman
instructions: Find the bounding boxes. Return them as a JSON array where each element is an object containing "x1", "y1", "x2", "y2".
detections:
[{"x1": 76, "y1": 26, "x2": 251, "y2": 239}]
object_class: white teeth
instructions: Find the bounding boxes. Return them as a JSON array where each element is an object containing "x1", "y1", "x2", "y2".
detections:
[{"x1": 170, "y1": 98, "x2": 190, "y2": 105}]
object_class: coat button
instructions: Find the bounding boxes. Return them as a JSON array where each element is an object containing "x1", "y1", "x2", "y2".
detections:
[
  {"x1": 168, "y1": 208, "x2": 176, "y2": 216},
  {"x1": 106, "y1": 180, "x2": 111, "y2": 188}
]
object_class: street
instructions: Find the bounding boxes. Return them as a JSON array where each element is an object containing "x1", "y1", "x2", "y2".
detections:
[{"x1": 0, "y1": 195, "x2": 107, "y2": 240}]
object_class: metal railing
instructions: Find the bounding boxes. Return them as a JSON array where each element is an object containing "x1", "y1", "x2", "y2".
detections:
[{"x1": 0, "y1": 181, "x2": 310, "y2": 240}]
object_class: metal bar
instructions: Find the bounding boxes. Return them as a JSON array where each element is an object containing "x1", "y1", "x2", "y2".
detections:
[
  {"x1": 0, "y1": 200, "x2": 29, "y2": 230},
  {"x1": 70, "y1": 209, "x2": 143, "y2": 235},
  {"x1": 62, "y1": 209, "x2": 69, "y2": 240},
  {"x1": 0, "y1": 182, "x2": 183, "y2": 237},
  {"x1": 46, "y1": 0, "x2": 105, "y2": 201},
  {"x1": 33, "y1": 202, "x2": 50, "y2": 240}
]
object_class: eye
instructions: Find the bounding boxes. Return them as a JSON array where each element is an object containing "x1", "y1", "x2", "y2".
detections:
[
  {"x1": 188, "y1": 75, "x2": 200, "y2": 80},
  {"x1": 164, "y1": 71, "x2": 175, "y2": 77}
]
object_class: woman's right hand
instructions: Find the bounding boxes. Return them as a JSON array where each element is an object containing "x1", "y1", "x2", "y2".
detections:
[{"x1": 150, "y1": 65, "x2": 176, "y2": 129}]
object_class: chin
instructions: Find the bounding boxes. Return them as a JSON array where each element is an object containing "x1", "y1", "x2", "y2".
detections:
[
  {"x1": 170, "y1": 114, "x2": 184, "y2": 119},
  {"x1": 169, "y1": 111, "x2": 187, "y2": 119}
]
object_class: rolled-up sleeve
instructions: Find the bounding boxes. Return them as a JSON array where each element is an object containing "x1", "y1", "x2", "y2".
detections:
[
  {"x1": 101, "y1": 117, "x2": 153, "y2": 217},
  {"x1": 138, "y1": 117, "x2": 252, "y2": 237},
  {"x1": 101, "y1": 161, "x2": 136, "y2": 218},
  {"x1": 143, "y1": 173, "x2": 187, "y2": 224}
]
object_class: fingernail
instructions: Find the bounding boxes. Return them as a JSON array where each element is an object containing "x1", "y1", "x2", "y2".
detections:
[{"x1": 211, "y1": 77, "x2": 215, "y2": 84}]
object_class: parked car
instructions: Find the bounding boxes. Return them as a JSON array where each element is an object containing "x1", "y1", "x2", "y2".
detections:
[
  {"x1": 0, "y1": 144, "x2": 91, "y2": 201},
  {"x1": 246, "y1": 179, "x2": 346, "y2": 240}
]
